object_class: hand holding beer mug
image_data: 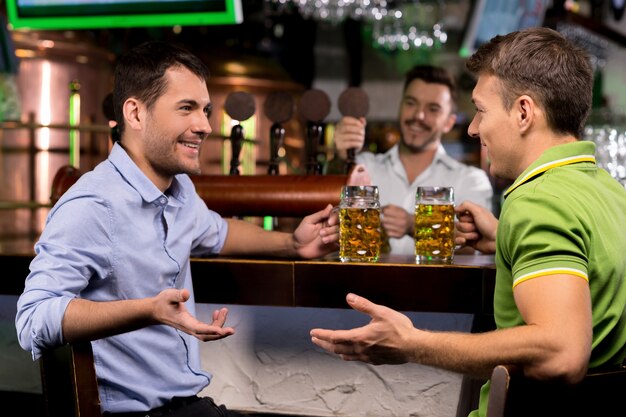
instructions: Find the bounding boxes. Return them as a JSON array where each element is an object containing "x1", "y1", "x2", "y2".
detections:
[
  {"x1": 337, "y1": 185, "x2": 382, "y2": 262},
  {"x1": 414, "y1": 186, "x2": 455, "y2": 264}
]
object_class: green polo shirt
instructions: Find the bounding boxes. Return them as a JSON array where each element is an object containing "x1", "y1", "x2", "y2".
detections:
[{"x1": 470, "y1": 141, "x2": 626, "y2": 417}]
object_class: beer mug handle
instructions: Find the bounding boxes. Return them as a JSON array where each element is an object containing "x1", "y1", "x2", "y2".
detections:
[{"x1": 325, "y1": 205, "x2": 340, "y2": 228}]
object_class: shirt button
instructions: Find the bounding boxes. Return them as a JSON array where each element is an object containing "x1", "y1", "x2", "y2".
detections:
[{"x1": 159, "y1": 197, "x2": 167, "y2": 204}]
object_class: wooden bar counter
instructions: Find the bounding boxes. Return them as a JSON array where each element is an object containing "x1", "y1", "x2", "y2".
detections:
[
  {"x1": 2, "y1": 247, "x2": 495, "y2": 317},
  {"x1": 185, "y1": 253, "x2": 495, "y2": 315}
]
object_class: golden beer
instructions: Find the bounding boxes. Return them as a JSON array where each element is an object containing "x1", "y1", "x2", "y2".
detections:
[
  {"x1": 339, "y1": 207, "x2": 382, "y2": 262},
  {"x1": 414, "y1": 203, "x2": 455, "y2": 263}
]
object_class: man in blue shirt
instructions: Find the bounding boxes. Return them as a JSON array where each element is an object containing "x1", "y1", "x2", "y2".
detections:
[{"x1": 16, "y1": 41, "x2": 338, "y2": 417}]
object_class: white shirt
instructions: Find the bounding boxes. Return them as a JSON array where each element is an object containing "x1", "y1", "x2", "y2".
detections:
[{"x1": 357, "y1": 144, "x2": 494, "y2": 254}]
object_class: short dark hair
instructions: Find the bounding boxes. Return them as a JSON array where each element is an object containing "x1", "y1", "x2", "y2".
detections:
[
  {"x1": 101, "y1": 92, "x2": 115, "y2": 121},
  {"x1": 101, "y1": 92, "x2": 120, "y2": 143},
  {"x1": 403, "y1": 65, "x2": 458, "y2": 107},
  {"x1": 466, "y1": 27, "x2": 593, "y2": 138},
  {"x1": 112, "y1": 41, "x2": 210, "y2": 139}
]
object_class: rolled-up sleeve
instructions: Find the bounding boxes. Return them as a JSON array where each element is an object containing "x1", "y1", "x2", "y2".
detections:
[{"x1": 15, "y1": 194, "x2": 113, "y2": 360}]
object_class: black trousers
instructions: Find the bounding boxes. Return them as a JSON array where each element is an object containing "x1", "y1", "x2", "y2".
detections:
[{"x1": 104, "y1": 396, "x2": 246, "y2": 417}]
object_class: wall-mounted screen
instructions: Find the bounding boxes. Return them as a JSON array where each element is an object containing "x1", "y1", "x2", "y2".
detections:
[
  {"x1": 5, "y1": 0, "x2": 243, "y2": 30},
  {"x1": 459, "y1": 0, "x2": 550, "y2": 58}
]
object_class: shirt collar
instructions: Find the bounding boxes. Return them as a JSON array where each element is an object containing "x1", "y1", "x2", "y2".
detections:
[
  {"x1": 108, "y1": 143, "x2": 187, "y2": 204},
  {"x1": 433, "y1": 144, "x2": 457, "y2": 170},
  {"x1": 504, "y1": 141, "x2": 597, "y2": 198},
  {"x1": 384, "y1": 143, "x2": 453, "y2": 168}
]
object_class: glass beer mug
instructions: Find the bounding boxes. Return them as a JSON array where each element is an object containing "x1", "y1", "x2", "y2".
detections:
[
  {"x1": 337, "y1": 185, "x2": 382, "y2": 262},
  {"x1": 414, "y1": 186, "x2": 455, "y2": 264}
]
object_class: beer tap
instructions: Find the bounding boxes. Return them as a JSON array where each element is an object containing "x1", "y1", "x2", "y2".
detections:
[
  {"x1": 224, "y1": 91, "x2": 256, "y2": 175},
  {"x1": 338, "y1": 87, "x2": 370, "y2": 174},
  {"x1": 299, "y1": 89, "x2": 331, "y2": 175},
  {"x1": 263, "y1": 91, "x2": 294, "y2": 175}
]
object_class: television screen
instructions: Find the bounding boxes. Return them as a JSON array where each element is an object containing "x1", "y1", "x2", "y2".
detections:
[
  {"x1": 5, "y1": 0, "x2": 243, "y2": 30},
  {"x1": 459, "y1": 0, "x2": 550, "y2": 58}
]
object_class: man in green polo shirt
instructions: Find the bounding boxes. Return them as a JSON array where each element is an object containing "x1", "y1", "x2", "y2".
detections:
[{"x1": 309, "y1": 27, "x2": 626, "y2": 417}]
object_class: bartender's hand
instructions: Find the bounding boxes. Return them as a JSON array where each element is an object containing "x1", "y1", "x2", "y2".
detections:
[
  {"x1": 455, "y1": 201, "x2": 498, "y2": 254},
  {"x1": 381, "y1": 204, "x2": 413, "y2": 238},
  {"x1": 333, "y1": 116, "x2": 366, "y2": 160},
  {"x1": 347, "y1": 164, "x2": 373, "y2": 186}
]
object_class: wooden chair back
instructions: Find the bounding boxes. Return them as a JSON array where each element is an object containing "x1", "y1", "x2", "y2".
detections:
[
  {"x1": 486, "y1": 362, "x2": 626, "y2": 417},
  {"x1": 50, "y1": 165, "x2": 82, "y2": 205},
  {"x1": 39, "y1": 341, "x2": 101, "y2": 417}
]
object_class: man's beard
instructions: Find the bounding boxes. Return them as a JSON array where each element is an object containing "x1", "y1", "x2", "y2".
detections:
[{"x1": 400, "y1": 124, "x2": 439, "y2": 153}]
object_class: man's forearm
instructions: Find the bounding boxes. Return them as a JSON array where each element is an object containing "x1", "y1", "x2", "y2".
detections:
[{"x1": 62, "y1": 298, "x2": 154, "y2": 343}]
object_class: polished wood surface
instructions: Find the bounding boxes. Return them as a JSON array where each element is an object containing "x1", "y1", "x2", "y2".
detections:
[
  {"x1": 190, "y1": 253, "x2": 496, "y2": 314},
  {"x1": 19, "y1": 170, "x2": 348, "y2": 218},
  {"x1": 1, "y1": 248, "x2": 495, "y2": 316},
  {"x1": 190, "y1": 174, "x2": 348, "y2": 218},
  {"x1": 191, "y1": 257, "x2": 295, "y2": 306}
]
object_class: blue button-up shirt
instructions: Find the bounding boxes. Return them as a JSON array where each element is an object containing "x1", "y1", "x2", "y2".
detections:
[{"x1": 15, "y1": 143, "x2": 229, "y2": 413}]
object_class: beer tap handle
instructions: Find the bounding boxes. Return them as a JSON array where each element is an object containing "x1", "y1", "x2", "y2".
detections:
[
  {"x1": 338, "y1": 87, "x2": 369, "y2": 174},
  {"x1": 224, "y1": 91, "x2": 256, "y2": 176},
  {"x1": 346, "y1": 148, "x2": 357, "y2": 173},
  {"x1": 268, "y1": 122, "x2": 285, "y2": 175},
  {"x1": 229, "y1": 124, "x2": 244, "y2": 175},
  {"x1": 263, "y1": 92, "x2": 294, "y2": 176},
  {"x1": 299, "y1": 89, "x2": 331, "y2": 175},
  {"x1": 306, "y1": 122, "x2": 324, "y2": 175}
]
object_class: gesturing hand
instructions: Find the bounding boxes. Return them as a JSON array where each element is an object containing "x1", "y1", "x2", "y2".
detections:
[
  {"x1": 154, "y1": 288, "x2": 235, "y2": 342},
  {"x1": 310, "y1": 293, "x2": 416, "y2": 365}
]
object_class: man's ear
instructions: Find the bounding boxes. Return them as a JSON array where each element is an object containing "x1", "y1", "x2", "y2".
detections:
[
  {"x1": 443, "y1": 112, "x2": 457, "y2": 134},
  {"x1": 123, "y1": 98, "x2": 143, "y2": 130},
  {"x1": 516, "y1": 95, "x2": 535, "y2": 134}
]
